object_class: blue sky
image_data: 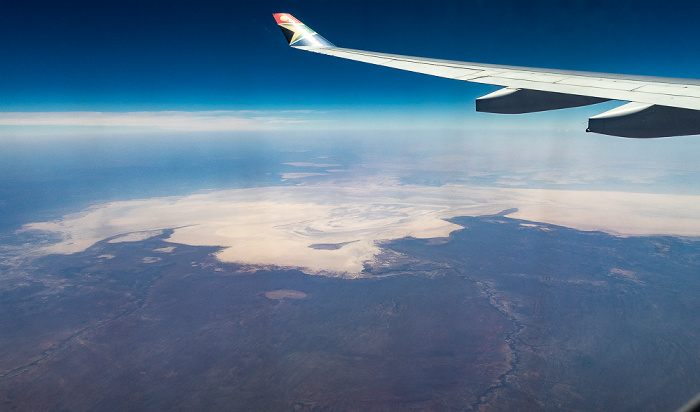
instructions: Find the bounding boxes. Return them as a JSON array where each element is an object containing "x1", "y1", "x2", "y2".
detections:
[{"x1": 1, "y1": 0, "x2": 699, "y2": 114}]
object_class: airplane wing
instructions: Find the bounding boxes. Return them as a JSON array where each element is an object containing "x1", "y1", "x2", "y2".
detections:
[{"x1": 273, "y1": 13, "x2": 700, "y2": 138}]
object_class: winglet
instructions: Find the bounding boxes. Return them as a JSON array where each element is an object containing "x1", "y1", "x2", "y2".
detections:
[{"x1": 273, "y1": 13, "x2": 334, "y2": 48}]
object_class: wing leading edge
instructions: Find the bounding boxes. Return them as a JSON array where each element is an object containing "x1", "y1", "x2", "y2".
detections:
[{"x1": 273, "y1": 13, "x2": 700, "y2": 138}]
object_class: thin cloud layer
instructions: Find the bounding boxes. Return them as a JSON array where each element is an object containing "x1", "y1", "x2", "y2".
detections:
[
  {"x1": 21, "y1": 184, "x2": 700, "y2": 277},
  {"x1": 0, "y1": 111, "x2": 317, "y2": 132},
  {"x1": 283, "y1": 162, "x2": 342, "y2": 168}
]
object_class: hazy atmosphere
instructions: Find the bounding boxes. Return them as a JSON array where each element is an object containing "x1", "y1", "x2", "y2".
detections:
[{"x1": 2, "y1": 1, "x2": 700, "y2": 410}]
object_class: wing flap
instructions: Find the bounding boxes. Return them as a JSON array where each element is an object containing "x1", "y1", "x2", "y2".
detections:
[
  {"x1": 495, "y1": 72, "x2": 570, "y2": 83},
  {"x1": 455, "y1": 70, "x2": 507, "y2": 81},
  {"x1": 556, "y1": 77, "x2": 644, "y2": 91},
  {"x1": 382, "y1": 60, "x2": 483, "y2": 79},
  {"x1": 635, "y1": 84, "x2": 700, "y2": 99}
]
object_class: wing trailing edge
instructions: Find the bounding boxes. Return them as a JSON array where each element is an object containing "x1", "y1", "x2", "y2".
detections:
[{"x1": 273, "y1": 13, "x2": 700, "y2": 138}]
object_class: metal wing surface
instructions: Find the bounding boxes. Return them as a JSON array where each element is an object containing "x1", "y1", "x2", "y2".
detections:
[{"x1": 273, "y1": 13, "x2": 700, "y2": 138}]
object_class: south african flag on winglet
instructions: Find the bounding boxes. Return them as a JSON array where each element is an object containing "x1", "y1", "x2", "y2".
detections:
[{"x1": 273, "y1": 13, "x2": 334, "y2": 48}]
